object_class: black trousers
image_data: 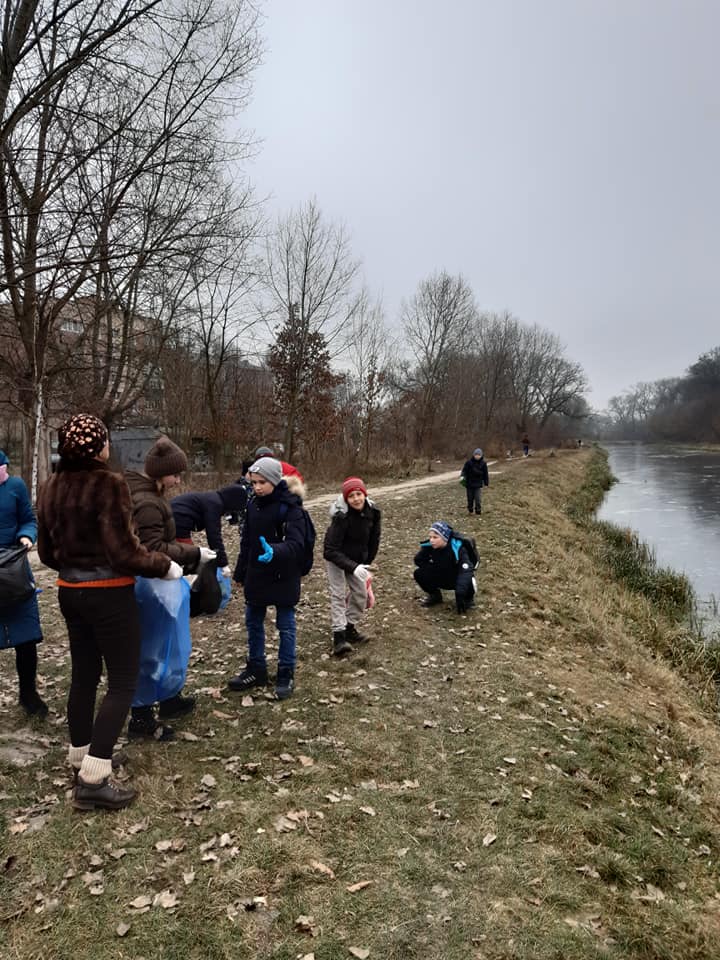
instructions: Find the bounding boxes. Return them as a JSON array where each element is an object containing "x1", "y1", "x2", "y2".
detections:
[
  {"x1": 466, "y1": 485, "x2": 483, "y2": 513},
  {"x1": 59, "y1": 585, "x2": 140, "y2": 758}
]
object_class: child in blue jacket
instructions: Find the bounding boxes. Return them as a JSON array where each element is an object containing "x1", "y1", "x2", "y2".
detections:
[{"x1": 227, "y1": 457, "x2": 305, "y2": 700}]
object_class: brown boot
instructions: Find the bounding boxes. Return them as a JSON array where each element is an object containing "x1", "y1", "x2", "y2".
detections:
[{"x1": 73, "y1": 776, "x2": 136, "y2": 812}]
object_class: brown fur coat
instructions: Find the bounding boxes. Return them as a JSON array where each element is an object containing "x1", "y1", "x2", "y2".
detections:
[{"x1": 37, "y1": 459, "x2": 170, "y2": 579}]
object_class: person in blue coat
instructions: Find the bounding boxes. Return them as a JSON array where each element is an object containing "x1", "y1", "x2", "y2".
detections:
[
  {"x1": 227, "y1": 457, "x2": 305, "y2": 700},
  {"x1": 0, "y1": 449, "x2": 47, "y2": 716}
]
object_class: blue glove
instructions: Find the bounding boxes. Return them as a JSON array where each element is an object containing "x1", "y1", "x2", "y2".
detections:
[{"x1": 258, "y1": 536, "x2": 274, "y2": 563}]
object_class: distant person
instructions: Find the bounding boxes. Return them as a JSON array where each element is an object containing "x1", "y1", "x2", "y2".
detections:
[
  {"x1": 460, "y1": 448, "x2": 489, "y2": 515},
  {"x1": 125, "y1": 437, "x2": 216, "y2": 740},
  {"x1": 254, "y1": 446, "x2": 304, "y2": 483},
  {"x1": 323, "y1": 476, "x2": 381, "y2": 657},
  {"x1": 37, "y1": 413, "x2": 178, "y2": 811},
  {"x1": 171, "y1": 480, "x2": 249, "y2": 574},
  {"x1": 0, "y1": 449, "x2": 47, "y2": 717},
  {"x1": 413, "y1": 521, "x2": 476, "y2": 613},
  {"x1": 522, "y1": 434, "x2": 530, "y2": 457},
  {"x1": 228, "y1": 457, "x2": 306, "y2": 700}
]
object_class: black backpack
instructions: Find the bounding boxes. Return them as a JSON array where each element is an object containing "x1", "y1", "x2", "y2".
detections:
[
  {"x1": 452, "y1": 531, "x2": 479, "y2": 570},
  {"x1": 277, "y1": 502, "x2": 316, "y2": 576},
  {"x1": 0, "y1": 546, "x2": 35, "y2": 609}
]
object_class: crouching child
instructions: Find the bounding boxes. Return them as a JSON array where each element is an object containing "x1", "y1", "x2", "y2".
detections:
[
  {"x1": 413, "y1": 521, "x2": 476, "y2": 613},
  {"x1": 227, "y1": 457, "x2": 306, "y2": 700},
  {"x1": 323, "y1": 477, "x2": 381, "y2": 656}
]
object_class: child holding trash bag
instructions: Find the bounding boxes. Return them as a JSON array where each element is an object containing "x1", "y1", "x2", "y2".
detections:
[
  {"x1": 323, "y1": 476, "x2": 381, "y2": 657},
  {"x1": 37, "y1": 414, "x2": 177, "y2": 811},
  {"x1": 171, "y1": 479, "x2": 249, "y2": 575},
  {"x1": 125, "y1": 437, "x2": 216, "y2": 740}
]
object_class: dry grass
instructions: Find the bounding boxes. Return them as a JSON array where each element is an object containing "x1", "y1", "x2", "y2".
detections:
[{"x1": 2, "y1": 449, "x2": 720, "y2": 959}]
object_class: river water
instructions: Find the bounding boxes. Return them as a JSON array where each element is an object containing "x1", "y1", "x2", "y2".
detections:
[{"x1": 597, "y1": 444, "x2": 720, "y2": 618}]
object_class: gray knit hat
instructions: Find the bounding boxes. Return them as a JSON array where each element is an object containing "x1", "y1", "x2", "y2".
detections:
[
  {"x1": 249, "y1": 456, "x2": 282, "y2": 487},
  {"x1": 144, "y1": 437, "x2": 188, "y2": 478}
]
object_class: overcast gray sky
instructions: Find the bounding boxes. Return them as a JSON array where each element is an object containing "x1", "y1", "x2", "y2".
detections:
[{"x1": 239, "y1": 0, "x2": 719, "y2": 410}]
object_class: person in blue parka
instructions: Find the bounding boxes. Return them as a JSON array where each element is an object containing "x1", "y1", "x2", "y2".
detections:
[
  {"x1": 0, "y1": 449, "x2": 47, "y2": 716},
  {"x1": 227, "y1": 457, "x2": 305, "y2": 701}
]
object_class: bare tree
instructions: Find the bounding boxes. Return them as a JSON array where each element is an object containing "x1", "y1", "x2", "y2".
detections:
[{"x1": 344, "y1": 295, "x2": 394, "y2": 461}]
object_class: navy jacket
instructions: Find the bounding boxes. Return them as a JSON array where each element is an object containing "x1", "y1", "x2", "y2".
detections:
[
  {"x1": 461, "y1": 457, "x2": 489, "y2": 489},
  {"x1": 413, "y1": 538, "x2": 474, "y2": 598},
  {"x1": 234, "y1": 480, "x2": 305, "y2": 607},
  {"x1": 171, "y1": 483, "x2": 248, "y2": 568},
  {"x1": 323, "y1": 495, "x2": 381, "y2": 574}
]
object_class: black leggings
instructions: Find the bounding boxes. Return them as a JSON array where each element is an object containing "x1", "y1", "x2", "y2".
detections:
[
  {"x1": 59, "y1": 585, "x2": 140, "y2": 759},
  {"x1": 15, "y1": 640, "x2": 39, "y2": 692}
]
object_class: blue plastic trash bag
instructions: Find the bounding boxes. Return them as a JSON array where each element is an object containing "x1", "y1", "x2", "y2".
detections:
[
  {"x1": 217, "y1": 567, "x2": 231, "y2": 610},
  {"x1": 132, "y1": 576, "x2": 191, "y2": 707}
]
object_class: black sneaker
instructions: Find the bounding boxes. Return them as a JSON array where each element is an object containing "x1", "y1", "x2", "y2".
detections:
[
  {"x1": 228, "y1": 664, "x2": 269, "y2": 692},
  {"x1": 275, "y1": 667, "x2": 294, "y2": 701},
  {"x1": 332, "y1": 630, "x2": 352, "y2": 657},
  {"x1": 158, "y1": 694, "x2": 196, "y2": 718},
  {"x1": 127, "y1": 716, "x2": 175, "y2": 741},
  {"x1": 19, "y1": 690, "x2": 48, "y2": 717},
  {"x1": 73, "y1": 776, "x2": 136, "y2": 812},
  {"x1": 420, "y1": 591, "x2": 443, "y2": 607},
  {"x1": 345, "y1": 623, "x2": 368, "y2": 645}
]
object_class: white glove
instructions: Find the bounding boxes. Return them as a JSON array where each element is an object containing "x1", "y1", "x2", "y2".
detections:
[
  {"x1": 199, "y1": 547, "x2": 217, "y2": 565},
  {"x1": 163, "y1": 560, "x2": 184, "y2": 580},
  {"x1": 353, "y1": 564, "x2": 371, "y2": 583},
  {"x1": 221, "y1": 565, "x2": 231, "y2": 578}
]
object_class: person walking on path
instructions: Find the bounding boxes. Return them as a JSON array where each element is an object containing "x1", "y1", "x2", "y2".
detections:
[
  {"x1": 323, "y1": 476, "x2": 381, "y2": 657},
  {"x1": 228, "y1": 457, "x2": 305, "y2": 700},
  {"x1": 0, "y1": 449, "x2": 47, "y2": 717},
  {"x1": 171, "y1": 480, "x2": 248, "y2": 575},
  {"x1": 125, "y1": 437, "x2": 216, "y2": 740},
  {"x1": 413, "y1": 521, "x2": 476, "y2": 613},
  {"x1": 522, "y1": 434, "x2": 530, "y2": 457},
  {"x1": 460, "y1": 448, "x2": 489, "y2": 515},
  {"x1": 37, "y1": 413, "x2": 180, "y2": 811}
]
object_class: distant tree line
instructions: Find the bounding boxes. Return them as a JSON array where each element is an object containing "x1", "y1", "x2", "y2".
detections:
[{"x1": 603, "y1": 347, "x2": 720, "y2": 441}]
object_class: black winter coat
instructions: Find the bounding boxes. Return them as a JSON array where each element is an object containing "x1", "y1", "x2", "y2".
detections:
[
  {"x1": 413, "y1": 539, "x2": 474, "y2": 597},
  {"x1": 171, "y1": 483, "x2": 248, "y2": 567},
  {"x1": 461, "y1": 457, "x2": 489, "y2": 489},
  {"x1": 323, "y1": 496, "x2": 381, "y2": 574},
  {"x1": 233, "y1": 480, "x2": 305, "y2": 607}
]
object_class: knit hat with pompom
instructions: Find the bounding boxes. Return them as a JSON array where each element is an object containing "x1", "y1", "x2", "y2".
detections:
[{"x1": 144, "y1": 437, "x2": 188, "y2": 478}]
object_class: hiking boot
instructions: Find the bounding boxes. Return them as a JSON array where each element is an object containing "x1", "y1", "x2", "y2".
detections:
[
  {"x1": 275, "y1": 667, "x2": 294, "y2": 701},
  {"x1": 420, "y1": 590, "x2": 443, "y2": 608},
  {"x1": 158, "y1": 694, "x2": 196, "y2": 719},
  {"x1": 19, "y1": 690, "x2": 48, "y2": 717},
  {"x1": 228, "y1": 663, "x2": 269, "y2": 692},
  {"x1": 73, "y1": 776, "x2": 136, "y2": 812},
  {"x1": 332, "y1": 630, "x2": 352, "y2": 657},
  {"x1": 127, "y1": 715, "x2": 175, "y2": 741},
  {"x1": 345, "y1": 623, "x2": 368, "y2": 645}
]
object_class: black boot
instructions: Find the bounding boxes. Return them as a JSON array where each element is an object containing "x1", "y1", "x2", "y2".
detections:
[
  {"x1": 345, "y1": 623, "x2": 367, "y2": 645},
  {"x1": 73, "y1": 777, "x2": 136, "y2": 812},
  {"x1": 228, "y1": 661, "x2": 269, "y2": 692},
  {"x1": 128, "y1": 706, "x2": 174, "y2": 741},
  {"x1": 420, "y1": 590, "x2": 443, "y2": 608},
  {"x1": 275, "y1": 666, "x2": 294, "y2": 700},
  {"x1": 16, "y1": 642, "x2": 48, "y2": 717},
  {"x1": 158, "y1": 693, "x2": 196, "y2": 718},
  {"x1": 332, "y1": 630, "x2": 352, "y2": 657},
  {"x1": 19, "y1": 689, "x2": 48, "y2": 717}
]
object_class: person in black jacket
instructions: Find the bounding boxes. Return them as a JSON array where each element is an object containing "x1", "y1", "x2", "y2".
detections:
[
  {"x1": 227, "y1": 458, "x2": 305, "y2": 700},
  {"x1": 461, "y1": 448, "x2": 489, "y2": 515},
  {"x1": 413, "y1": 521, "x2": 475, "y2": 613},
  {"x1": 171, "y1": 481, "x2": 249, "y2": 573},
  {"x1": 323, "y1": 476, "x2": 381, "y2": 657}
]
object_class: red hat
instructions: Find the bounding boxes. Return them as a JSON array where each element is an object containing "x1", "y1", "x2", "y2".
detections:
[{"x1": 342, "y1": 476, "x2": 367, "y2": 501}]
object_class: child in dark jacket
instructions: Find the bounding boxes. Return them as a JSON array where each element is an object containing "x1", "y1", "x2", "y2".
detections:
[
  {"x1": 228, "y1": 457, "x2": 306, "y2": 700},
  {"x1": 171, "y1": 481, "x2": 249, "y2": 573},
  {"x1": 460, "y1": 448, "x2": 489, "y2": 515},
  {"x1": 323, "y1": 476, "x2": 381, "y2": 657},
  {"x1": 414, "y1": 521, "x2": 476, "y2": 613}
]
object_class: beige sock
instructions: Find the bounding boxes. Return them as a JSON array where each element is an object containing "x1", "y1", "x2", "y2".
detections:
[
  {"x1": 68, "y1": 744, "x2": 90, "y2": 769},
  {"x1": 78, "y1": 754, "x2": 112, "y2": 785}
]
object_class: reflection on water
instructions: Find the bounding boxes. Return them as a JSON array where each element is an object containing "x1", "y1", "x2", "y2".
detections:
[{"x1": 598, "y1": 444, "x2": 720, "y2": 617}]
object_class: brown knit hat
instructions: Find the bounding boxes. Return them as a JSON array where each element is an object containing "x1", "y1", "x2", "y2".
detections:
[
  {"x1": 58, "y1": 413, "x2": 108, "y2": 460},
  {"x1": 144, "y1": 437, "x2": 188, "y2": 478}
]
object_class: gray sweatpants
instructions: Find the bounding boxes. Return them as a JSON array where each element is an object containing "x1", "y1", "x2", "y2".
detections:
[{"x1": 325, "y1": 561, "x2": 367, "y2": 631}]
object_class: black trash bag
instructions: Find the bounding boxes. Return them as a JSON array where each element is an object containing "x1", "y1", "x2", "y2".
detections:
[
  {"x1": 189, "y1": 559, "x2": 222, "y2": 617},
  {"x1": 0, "y1": 546, "x2": 35, "y2": 609}
]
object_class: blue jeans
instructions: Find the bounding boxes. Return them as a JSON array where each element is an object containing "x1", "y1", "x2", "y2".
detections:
[{"x1": 245, "y1": 604, "x2": 296, "y2": 671}]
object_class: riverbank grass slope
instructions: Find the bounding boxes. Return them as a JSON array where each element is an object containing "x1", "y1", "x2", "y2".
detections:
[{"x1": 2, "y1": 449, "x2": 720, "y2": 959}]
